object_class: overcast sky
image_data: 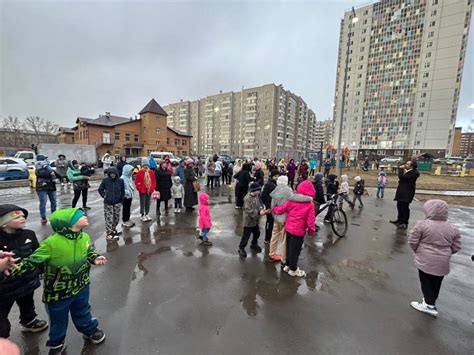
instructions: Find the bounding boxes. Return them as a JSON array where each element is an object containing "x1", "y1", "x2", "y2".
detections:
[{"x1": 1, "y1": 0, "x2": 472, "y2": 130}]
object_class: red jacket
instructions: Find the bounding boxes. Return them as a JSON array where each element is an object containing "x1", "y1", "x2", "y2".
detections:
[
  {"x1": 273, "y1": 180, "x2": 315, "y2": 237},
  {"x1": 135, "y1": 169, "x2": 156, "y2": 194}
]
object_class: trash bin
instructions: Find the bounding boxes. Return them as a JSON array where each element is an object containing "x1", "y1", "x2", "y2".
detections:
[{"x1": 417, "y1": 162, "x2": 432, "y2": 171}]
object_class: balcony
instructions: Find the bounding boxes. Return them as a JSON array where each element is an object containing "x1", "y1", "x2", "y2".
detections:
[{"x1": 95, "y1": 138, "x2": 115, "y2": 148}]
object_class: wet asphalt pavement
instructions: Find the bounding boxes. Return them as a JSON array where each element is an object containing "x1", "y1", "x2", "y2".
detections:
[{"x1": 2, "y1": 181, "x2": 473, "y2": 355}]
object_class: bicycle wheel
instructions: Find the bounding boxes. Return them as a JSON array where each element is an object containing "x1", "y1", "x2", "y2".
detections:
[{"x1": 331, "y1": 208, "x2": 348, "y2": 237}]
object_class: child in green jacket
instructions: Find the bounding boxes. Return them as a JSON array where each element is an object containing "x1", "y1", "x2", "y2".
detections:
[{"x1": 1, "y1": 208, "x2": 107, "y2": 355}]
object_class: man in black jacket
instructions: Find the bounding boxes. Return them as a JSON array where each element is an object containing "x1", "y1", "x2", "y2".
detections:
[
  {"x1": 260, "y1": 169, "x2": 280, "y2": 243},
  {"x1": 390, "y1": 160, "x2": 420, "y2": 230},
  {"x1": 0, "y1": 204, "x2": 48, "y2": 338}
]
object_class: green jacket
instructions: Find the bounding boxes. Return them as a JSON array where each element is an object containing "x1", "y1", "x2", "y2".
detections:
[
  {"x1": 2, "y1": 208, "x2": 100, "y2": 303},
  {"x1": 66, "y1": 166, "x2": 83, "y2": 182}
]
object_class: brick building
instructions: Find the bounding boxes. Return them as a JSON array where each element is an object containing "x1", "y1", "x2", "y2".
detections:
[
  {"x1": 72, "y1": 99, "x2": 192, "y2": 158},
  {"x1": 57, "y1": 127, "x2": 75, "y2": 144},
  {"x1": 459, "y1": 132, "x2": 474, "y2": 158}
]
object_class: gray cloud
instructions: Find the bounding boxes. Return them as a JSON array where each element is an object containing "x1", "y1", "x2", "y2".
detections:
[{"x1": 1, "y1": 0, "x2": 472, "y2": 129}]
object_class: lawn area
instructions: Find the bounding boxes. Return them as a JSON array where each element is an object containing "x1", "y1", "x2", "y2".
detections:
[{"x1": 324, "y1": 168, "x2": 474, "y2": 191}]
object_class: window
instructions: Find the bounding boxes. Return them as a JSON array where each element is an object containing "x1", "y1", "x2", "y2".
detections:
[
  {"x1": 421, "y1": 93, "x2": 427, "y2": 98},
  {"x1": 125, "y1": 133, "x2": 130, "y2": 141},
  {"x1": 167, "y1": 138, "x2": 170, "y2": 144},
  {"x1": 422, "y1": 83, "x2": 428, "y2": 88},
  {"x1": 420, "y1": 102, "x2": 426, "y2": 108},
  {"x1": 156, "y1": 141, "x2": 160, "y2": 146},
  {"x1": 182, "y1": 140, "x2": 186, "y2": 145},
  {"x1": 426, "y1": 52, "x2": 432, "y2": 58},
  {"x1": 431, "y1": 10, "x2": 437, "y2": 16},
  {"x1": 430, "y1": 21, "x2": 436, "y2": 27},
  {"x1": 134, "y1": 134, "x2": 139, "y2": 142},
  {"x1": 432, "y1": 0, "x2": 438, "y2": 5},
  {"x1": 427, "y1": 41, "x2": 433, "y2": 48},
  {"x1": 423, "y1": 72, "x2": 429, "y2": 78},
  {"x1": 418, "y1": 112, "x2": 425, "y2": 117},
  {"x1": 428, "y1": 31, "x2": 435, "y2": 38},
  {"x1": 115, "y1": 132, "x2": 120, "y2": 140},
  {"x1": 417, "y1": 122, "x2": 423, "y2": 127},
  {"x1": 155, "y1": 128, "x2": 161, "y2": 134}
]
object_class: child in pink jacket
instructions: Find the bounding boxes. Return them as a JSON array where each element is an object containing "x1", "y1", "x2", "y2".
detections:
[
  {"x1": 273, "y1": 180, "x2": 315, "y2": 277},
  {"x1": 408, "y1": 199, "x2": 461, "y2": 316},
  {"x1": 198, "y1": 192, "x2": 213, "y2": 246}
]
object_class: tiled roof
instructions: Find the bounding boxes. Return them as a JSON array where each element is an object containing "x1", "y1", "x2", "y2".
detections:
[
  {"x1": 167, "y1": 127, "x2": 192, "y2": 137},
  {"x1": 59, "y1": 127, "x2": 74, "y2": 134},
  {"x1": 139, "y1": 99, "x2": 168, "y2": 116}
]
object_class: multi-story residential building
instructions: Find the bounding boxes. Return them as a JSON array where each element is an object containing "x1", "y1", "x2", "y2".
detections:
[
  {"x1": 72, "y1": 99, "x2": 192, "y2": 158},
  {"x1": 451, "y1": 126, "x2": 463, "y2": 155},
  {"x1": 164, "y1": 83, "x2": 317, "y2": 159},
  {"x1": 459, "y1": 131, "x2": 474, "y2": 157},
  {"x1": 314, "y1": 119, "x2": 335, "y2": 149},
  {"x1": 333, "y1": 0, "x2": 471, "y2": 159}
]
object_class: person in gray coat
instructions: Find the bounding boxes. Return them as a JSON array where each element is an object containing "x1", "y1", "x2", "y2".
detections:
[{"x1": 408, "y1": 199, "x2": 461, "y2": 317}]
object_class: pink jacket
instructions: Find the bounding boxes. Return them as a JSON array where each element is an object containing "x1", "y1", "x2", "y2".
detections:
[
  {"x1": 408, "y1": 199, "x2": 461, "y2": 276},
  {"x1": 198, "y1": 193, "x2": 212, "y2": 229},
  {"x1": 273, "y1": 180, "x2": 315, "y2": 237}
]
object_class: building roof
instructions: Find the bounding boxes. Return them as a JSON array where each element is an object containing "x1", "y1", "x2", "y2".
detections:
[
  {"x1": 76, "y1": 115, "x2": 135, "y2": 127},
  {"x1": 58, "y1": 127, "x2": 75, "y2": 134},
  {"x1": 167, "y1": 127, "x2": 192, "y2": 137},
  {"x1": 139, "y1": 98, "x2": 168, "y2": 116}
]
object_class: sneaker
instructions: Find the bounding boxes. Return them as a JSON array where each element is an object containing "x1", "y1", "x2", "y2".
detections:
[
  {"x1": 41, "y1": 218, "x2": 47, "y2": 225},
  {"x1": 202, "y1": 240, "x2": 213, "y2": 246},
  {"x1": 48, "y1": 344, "x2": 67, "y2": 355},
  {"x1": 197, "y1": 234, "x2": 203, "y2": 241},
  {"x1": 140, "y1": 215, "x2": 147, "y2": 221},
  {"x1": 106, "y1": 235, "x2": 117, "y2": 241},
  {"x1": 323, "y1": 219, "x2": 331, "y2": 224},
  {"x1": 389, "y1": 220, "x2": 400, "y2": 225},
  {"x1": 250, "y1": 244, "x2": 262, "y2": 253},
  {"x1": 177, "y1": 208, "x2": 181, "y2": 213},
  {"x1": 113, "y1": 229, "x2": 122, "y2": 236},
  {"x1": 127, "y1": 221, "x2": 135, "y2": 227},
  {"x1": 282, "y1": 265, "x2": 290, "y2": 272},
  {"x1": 269, "y1": 255, "x2": 282, "y2": 262},
  {"x1": 122, "y1": 222, "x2": 129, "y2": 228},
  {"x1": 84, "y1": 328, "x2": 106, "y2": 344},
  {"x1": 288, "y1": 268, "x2": 306, "y2": 277},
  {"x1": 145, "y1": 215, "x2": 152, "y2": 221},
  {"x1": 410, "y1": 300, "x2": 438, "y2": 316},
  {"x1": 83, "y1": 206, "x2": 91, "y2": 210},
  {"x1": 238, "y1": 248, "x2": 247, "y2": 258},
  {"x1": 359, "y1": 205, "x2": 364, "y2": 208},
  {"x1": 397, "y1": 224, "x2": 408, "y2": 230},
  {"x1": 21, "y1": 318, "x2": 48, "y2": 333}
]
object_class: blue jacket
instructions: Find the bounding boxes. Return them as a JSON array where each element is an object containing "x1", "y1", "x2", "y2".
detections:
[
  {"x1": 175, "y1": 164, "x2": 185, "y2": 184},
  {"x1": 120, "y1": 165, "x2": 135, "y2": 199},
  {"x1": 98, "y1": 168, "x2": 125, "y2": 205}
]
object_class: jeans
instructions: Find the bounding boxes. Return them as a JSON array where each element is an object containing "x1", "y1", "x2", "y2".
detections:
[
  {"x1": 139, "y1": 193, "x2": 151, "y2": 216},
  {"x1": 286, "y1": 232, "x2": 304, "y2": 271},
  {"x1": 352, "y1": 195, "x2": 364, "y2": 207},
  {"x1": 418, "y1": 269, "x2": 444, "y2": 306},
  {"x1": 37, "y1": 190, "x2": 57, "y2": 219},
  {"x1": 174, "y1": 198, "x2": 182, "y2": 209},
  {"x1": 46, "y1": 285, "x2": 98, "y2": 347},
  {"x1": 239, "y1": 226, "x2": 260, "y2": 249},
  {"x1": 0, "y1": 292, "x2": 37, "y2": 338},
  {"x1": 200, "y1": 228, "x2": 210, "y2": 241},
  {"x1": 376, "y1": 187, "x2": 385, "y2": 198}
]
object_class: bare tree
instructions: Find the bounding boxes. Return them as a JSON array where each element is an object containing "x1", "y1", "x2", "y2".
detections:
[
  {"x1": 24, "y1": 116, "x2": 44, "y2": 135},
  {"x1": 43, "y1": 119, "x2": 59, "y2": 135},
  {"x1": 1, "y1": 116, "x2": 24, "y2": 147}
]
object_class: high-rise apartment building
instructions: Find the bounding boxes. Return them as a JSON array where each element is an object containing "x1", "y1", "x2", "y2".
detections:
[
  {"x1": 163, "y1": 84, "x2": 318, "y2": 158},
  {"x1": 333, "y1": 0, "x2": 471, "y2": 158},
  {"x1": 459, "y1": 131, "x2": 474, "y2": 157},
  {"x1": 314, "y1": 119, "x2": 335, "y2": 149}
]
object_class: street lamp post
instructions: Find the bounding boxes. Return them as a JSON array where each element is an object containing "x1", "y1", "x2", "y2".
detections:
[{"x1": 336, "y1": 7, "x2": 358, "y2": 178}]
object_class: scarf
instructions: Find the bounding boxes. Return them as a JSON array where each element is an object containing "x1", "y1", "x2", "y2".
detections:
[{"x1": 144, "y1": 169, "x2": 151, "y2": 191}]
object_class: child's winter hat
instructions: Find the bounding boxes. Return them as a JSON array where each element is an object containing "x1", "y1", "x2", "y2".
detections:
[
  {"x1": 270, "y1": 169, "x2": 280, "y2": 178},
  {"x1": 0, "y1": 204, "x2": 28, "y2": 227},
  {"x1": 354, "y1": 176, "x2": 362, "y2": 182},
  {"x1": 379, "y1": 171, "x2": 386, "y2": 176},
  {"x1": 36, "y1": 154, "x2": 47, "y2": 161},
  {"x1": 249, "y1": 182, "x2": 261, "y2": 192},
  {"x1": 70, "y1": 209, "x2": 85, "y2": 227},
  {"x1": 277, "y1": 175, "x2": 288, "y2": 185},
  {"x1": 142, "y1": 158, "x2": 150, "y2": 167},
  {"x1": 173, "y1": 176, "x2": 181, "y2": 183}
]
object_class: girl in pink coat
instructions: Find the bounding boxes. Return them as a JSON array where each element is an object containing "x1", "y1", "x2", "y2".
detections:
[
  {"x1": 273, "y1": 180, "x2": 315, "y2": 277},
  {"x1": 408, "y1": 199, "x2": 461, "y2": 316},
  {"x1": 198, "y1": 192, "x2": 213, "y2": 246}
]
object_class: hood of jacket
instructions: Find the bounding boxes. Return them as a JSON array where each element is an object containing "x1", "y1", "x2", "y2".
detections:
[
  {"x1": 105, "y1": 167, "x2": 119, "y2": 179},
  {"x1": 314, "y1": 172, "x2": 324, "y2": 182},
  {"x1": 173, "y1": 176, "x2": 181, "y2": 185},
  {"x1": 270, "y1": 184, "x2": 292, "y2": 202},
  {"x1": 341, "y1": 174, "x2": 348, "y2": 183},
  {"x1": 423, "y1": 199, "x2": 448, "y2": 221},
  {"x1": 198, "y1": 192, "x2": 209, "y2": 205},
  {"x1": 328, "y1": 174, "x2": 337, "y2": 182},
  {"x1": 122, "y1": 164, "x2": 134, "y2": 178},
  {"x1": 295, "y1": 180, "x2": 315, "y2": 198},
  {"x1": 0, "y1": 204, "x2": 28, "y2": 220},
  {"x1": 50, "y1": 208, "x2": 83, "y2": 239}
]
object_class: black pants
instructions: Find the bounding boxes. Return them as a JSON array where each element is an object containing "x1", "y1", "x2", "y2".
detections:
[
  {"x1": 286, "y1": 232, "x2": 304, "y2": 271},
  {"x1": 0, "y1": 292, "x2": 37, "y2": 338},
  {"x1": 324, "y1": 204, "x2": 334, "y2": 221},
  {"x1": 418, "y1": 269, "x2": 444, "y2": 305},
  {"x1": 122, "y1": 197, "x2": 132, "y2": 222},
  {"x1": 174, "y1": 198, "x2": 182, "y2": 208},
  {"x1": 156, "y1": 199, "x2": 169, "y2": 214},
  {"x1": 236, "y1": 185, "x2": 248, "y2": 207},
  {"x1": 239, "y1": 226, "x2": 260, "y2": 249},
  {"x1": 397, "y1": 201, "x2": 410, "y2": 224},
  {"x1": 222, "y1": 173, "x2": 227, "y2": 185},
  {"x1": 207, "y1": 176, "x2": 215, "y2": 189},
  {"x1": 264, "y1": 213, "x2": 274, "y2": 242},
  {"x1": 72, "y1": 189, "x2": 88, "y2": 208},
  {"x1": 288, "y1": 177, "x2": 295, "y2": 189}
]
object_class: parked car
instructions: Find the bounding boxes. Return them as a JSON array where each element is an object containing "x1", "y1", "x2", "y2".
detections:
[
  {"x1": 149, "y1": 151, "x2": 179, "y2": 166},
  {"x1": 433, "y1": 158, "x2": 446, "y2": 164},
  {"x1": 0, "y1": 157, "x2": 29, "y2": 181},
  {"x1": 446, "y1": 157, "x2": 464, "y2": 165},
  {"x1": 380, "y1": 156, "x2": 403, "y2": 164}
]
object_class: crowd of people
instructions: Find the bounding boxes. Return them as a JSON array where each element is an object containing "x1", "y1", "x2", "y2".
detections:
[{"x1": 0, "y1": 152, "x2": 466, "y2": 354}]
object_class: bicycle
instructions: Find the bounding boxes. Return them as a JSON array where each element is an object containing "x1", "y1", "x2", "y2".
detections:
[{"x1": 316, "y1": 192, "x2": 348, "y2": 237}]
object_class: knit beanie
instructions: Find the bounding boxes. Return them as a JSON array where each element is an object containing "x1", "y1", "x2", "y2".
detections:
[
  {"x1": 0, "y1": 205, "x2": 28, "y2": 227},
  {"x1": 36, "y1": 154, "x2": 47, "y2": 161},
  {"x1": 142, "y1": 158, "x2": 150, "y2": 166},
  {"x1": 277, "y1": 175, "x2": 288, "y2": 186},
  {"x1": 249, "y1": 182, "x2": 261, "y2": 192},
  {"x1": 69, "y1": 209, "x2": 85, "y2": 227},
  {"x1": 270, "y1": 169, "x2": 280, "y2": 178}
]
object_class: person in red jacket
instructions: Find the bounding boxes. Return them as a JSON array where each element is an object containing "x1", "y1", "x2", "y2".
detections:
[
  {"x1": 197, "y1": 192, "x2": 213, "y2": 246},
  {"x1": 273, "y1": 180, "x2": 315, "y2": 277},
  {"x1": 134, "y1": 158, "x2": 156, "y2": 222}
]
